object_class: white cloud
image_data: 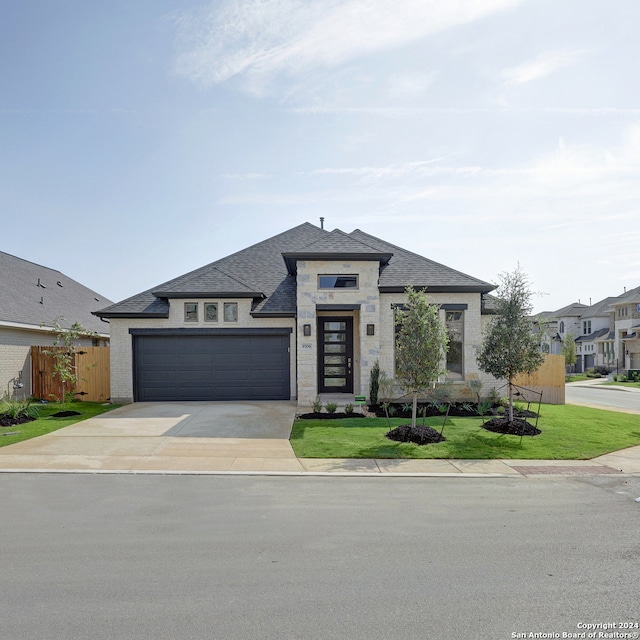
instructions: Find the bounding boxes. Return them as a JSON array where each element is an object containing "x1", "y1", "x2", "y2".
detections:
[
  {"x1": 173, "y1": 0, "x2": 523, "y2": 89},
  {"x1": 502, "y1": 49, "x2": 587, "y2": 85}
]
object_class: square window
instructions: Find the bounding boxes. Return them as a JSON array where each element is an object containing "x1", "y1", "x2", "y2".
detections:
[
  {"x1": 184, "y1": 302, "x2": 198, "y2": 322},
  {"x1": 204, "y1": 303, "x2": 218, "y2": 322},
  {"x1": 224, "y1": 302, "x2": 238, "y2": 322}
]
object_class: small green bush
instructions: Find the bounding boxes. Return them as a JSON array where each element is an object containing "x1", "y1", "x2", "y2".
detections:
[
  {"x1": 0, "y1": 398, "x2": 39, "y2": 420},
  {"x1": 369, "y1": 360, "x2": 381, "y2": 406},
  {"x1": 344, "y1": 403, "x2": 354, "y2": 415},
  {"x1": 312, "y1": 396, "x2": 323, "y2": 413},
  {"x1": 326, "y1": 402, "x2": 337, "y2": 414}
]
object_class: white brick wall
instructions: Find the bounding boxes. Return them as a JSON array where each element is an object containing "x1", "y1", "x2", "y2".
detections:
[
  {"x1": 109, "y1": 299, "x2": 295, "y2": 403},
  {"x1": 0, "y1": 326, "x2": 94, "y2": 400}
]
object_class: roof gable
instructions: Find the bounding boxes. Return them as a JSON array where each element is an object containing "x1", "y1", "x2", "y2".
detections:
[
  {"x1": 282, "y1": 229, "x2": 393, "y2": 275},
  {"x1": 153, "y1": 266, "x2": 262, "y2": 298}
]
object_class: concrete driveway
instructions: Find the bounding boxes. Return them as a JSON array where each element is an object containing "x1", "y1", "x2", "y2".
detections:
[{"x1": 0, "y1": 402, "x2": 305, "y2": 473}]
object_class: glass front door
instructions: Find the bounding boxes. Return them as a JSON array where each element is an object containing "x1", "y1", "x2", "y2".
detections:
[{"x1": 318, "y1": 317, "x2": 354, "y2": 393}]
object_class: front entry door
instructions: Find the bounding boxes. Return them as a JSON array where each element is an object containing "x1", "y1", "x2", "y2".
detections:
[{"x1": 318, "y1": 317, "x2": 354, "y2": 393}]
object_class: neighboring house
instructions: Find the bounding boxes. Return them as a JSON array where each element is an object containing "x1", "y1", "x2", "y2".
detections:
[
  {"x1": 533, "y1": 286, "x2": 640, "y2": 374},
  {"x1": 532, "y1": 303, "x2": 587, "y2": 357},
  {"x1": 610, "y1": 288, "x2": 640, "y2": 371},
  {"x1": 95, "y1": 223, "x2": 498, "y2": 405},
  {"x1": 0, "y1": 251, "x2": 112, "y2": 399}
]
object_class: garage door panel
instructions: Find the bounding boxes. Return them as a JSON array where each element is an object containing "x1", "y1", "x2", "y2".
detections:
[{"x1": 134, "y1": 333, "x2": 289, "y2": 401}]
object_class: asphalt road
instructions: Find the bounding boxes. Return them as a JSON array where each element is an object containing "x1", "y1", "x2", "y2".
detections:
[
  {"x1": 566, "y1": 383, "x2": 640, "y2": 413},
  {"x1": 1, "y1": 474, "x2": 639, "y2": 640}
]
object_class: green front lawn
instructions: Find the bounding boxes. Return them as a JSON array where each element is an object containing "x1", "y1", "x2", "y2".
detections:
[
  {"x1": 0, "y1": 401, "x2": 120, "y2": 448},
  {"x1": 290, "y1": 404, "x2": 640, "y2": 460}
]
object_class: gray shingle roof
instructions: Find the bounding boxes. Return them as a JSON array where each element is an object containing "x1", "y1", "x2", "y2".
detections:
[
  {"x1": 538, "y1": 302, "x2": 589, "y2": 318},
  {"x1": 96, "y1": 223, "x2": 326, "y2": 318},
  {"x1": 282, "y1": 229, "x2": 393, "y2": 275},
  {"x1": 575, "y1": 328, "x2": 610, "y2": 342},
  {"x1": 0, "y1": 251, "x2": 112, "y2": 334},
  {"x1": 349, "y1": 229, "x2": 494, "y2": 292},
  {"x1": 95, "y1": 222, "x2": 495, "y2": 318},
  {"x1": 153, "y1": 266, "x2": 261, "y2": 298}
]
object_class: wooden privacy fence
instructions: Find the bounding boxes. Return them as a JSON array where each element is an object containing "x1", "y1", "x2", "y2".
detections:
[
  {"x1": 513, "y1": 354, "x2": 565, "y2": 405},
  {"x1": 31, "y1": 346, "x2": 110, "y2": 403}
]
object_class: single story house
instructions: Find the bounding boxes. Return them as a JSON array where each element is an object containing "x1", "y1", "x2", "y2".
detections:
[
  {"x1": 95, "y1": 223, "x2": 497, "y2": 406},
  {"x1": 0, "y1": 251, "x2": 112, "y2": 399}
]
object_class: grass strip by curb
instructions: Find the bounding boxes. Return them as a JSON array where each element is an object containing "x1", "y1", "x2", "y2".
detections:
[{"x1": 0, "y1": 401, "x2": 120, "y2": 448}]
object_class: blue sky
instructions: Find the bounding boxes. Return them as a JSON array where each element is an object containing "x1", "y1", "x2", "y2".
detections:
[{"x1": 2, "y1": 0, "x2": 639, "y2": 313}]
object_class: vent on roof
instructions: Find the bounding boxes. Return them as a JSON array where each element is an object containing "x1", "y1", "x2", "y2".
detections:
[
  {"x1": 37, "y1": 278, "x2": 46, "y2": 288},
  {"x1": 57, "y1": 281, "x2": 64, "y2": 287},
  {"x1": 94, "y1": 297, "x2": 100, "y2": 302},
  {"x1": 39, "y1": 296, "x2": 44, "y2": 304}
]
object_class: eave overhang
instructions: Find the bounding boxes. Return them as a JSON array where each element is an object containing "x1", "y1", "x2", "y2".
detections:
[
  {"x1": 152, "y1": 291, "x2": 264, "y2": 299},
  {"x1": 379, "y1": 285, "x2": 495, "y2": 294},
  {"x1": 92, "y1": 311, "x2": 169, "y2": 319},
  {"x1": 282, "y1": 251, "x2": 393, "y2": 276}
]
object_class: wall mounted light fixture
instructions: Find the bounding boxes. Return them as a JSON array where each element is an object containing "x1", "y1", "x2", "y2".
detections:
[
  {"x1": 303, "y1": 324, "x2": 311, "y2": 337},
  {"x1": 366, "y1": 324, "x2": 375, "y2": 336}
]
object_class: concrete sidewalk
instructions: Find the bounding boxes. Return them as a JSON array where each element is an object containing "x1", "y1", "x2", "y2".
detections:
[{"x1": 0, "y1": 401, "x2": 639, "y2": 476}]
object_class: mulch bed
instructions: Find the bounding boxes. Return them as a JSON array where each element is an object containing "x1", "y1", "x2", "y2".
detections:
[
  {"x1": 0, "y1": 415, "x2": 36, "y2": 428},
  {"x1": 51, "y1": 411, "x2": 81, "y2": 418},
  {"x1": 297, "y1": 412, "x2": 367, "y2": 420},
  {"x1": 386, "y1": 424, "x2": 446, "y2": 445},
  {"x1": 369, "y1": 403, "x2": 539, "y2": 419},
  {"x1": 482, "y1": 417, "x2": 541, "y2": 436}
]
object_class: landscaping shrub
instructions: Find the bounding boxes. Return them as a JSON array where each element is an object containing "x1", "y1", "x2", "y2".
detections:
[{"x1": 0, "y1": 398, "x2": 39, "y2": 421}]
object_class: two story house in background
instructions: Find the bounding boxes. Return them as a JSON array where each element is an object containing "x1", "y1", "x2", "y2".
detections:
[
  {"x1": 95, "y1": 223, "x2": 499, "y2": 406},
  {"x1": 533, "y1": 286, "x2": 640, "y2": 374}
]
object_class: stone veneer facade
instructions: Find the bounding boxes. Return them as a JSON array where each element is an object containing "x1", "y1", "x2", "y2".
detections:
[
  {"x1": 294, "y1": 260, "x2": 500, "y2": 406},
  {"x1": 295, "y1": 260, "x2": 381, "y2": 406}
]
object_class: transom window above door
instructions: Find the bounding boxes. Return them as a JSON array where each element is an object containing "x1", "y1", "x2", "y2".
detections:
[{"x1": 318, "y1": 275, "x2": 358, "y2": 289}]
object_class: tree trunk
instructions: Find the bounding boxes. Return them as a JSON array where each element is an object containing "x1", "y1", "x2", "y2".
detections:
[
  {"x1": 412, "y1": 391, "x2": 418, "y2": 428},
  {"x1": 508, "y1": 380, "x2": 514, "y2": 423}
]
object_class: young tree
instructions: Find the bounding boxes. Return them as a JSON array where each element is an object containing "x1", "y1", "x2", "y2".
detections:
[
  {"x1": 562, "y1": 334, "x2": 577, "y2": 371},
  {"x1": 395, "y1": 286, "x2": 449, "y2": 428},
  {"x1": 476, "y1": 267, "x2": 544, "y2": 423},
  {"x1": 44, "y1": 318, "x2": 98, "y2": 405}
]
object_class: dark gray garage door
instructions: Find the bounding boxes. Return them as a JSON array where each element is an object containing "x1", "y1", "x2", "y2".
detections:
[{"x1": 133, "y1": 330, "x2": 290, "y2": 402}]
